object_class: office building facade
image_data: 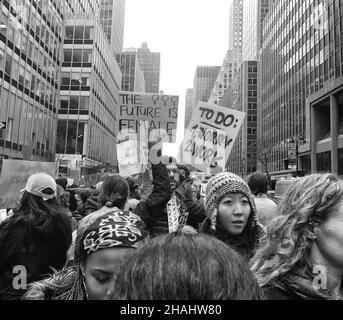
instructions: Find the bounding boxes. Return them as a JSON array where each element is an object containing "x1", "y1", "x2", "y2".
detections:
[
  {"x1": 136, "y1": 42, "x2": 160, "y2": 93},
  {"x1": 100, "y1": 0, "x2": 125, "y2": 53},
  {"x1": 261, "y1": 0, "x2": 343, "y2": 177},
  {"x1": 208, "y1": 50, "x2": 235, "y2": 105},
  {"x1": 184, "y1": 88, "x2": 193, "y2": 129},
  {"x1": 0, "y1": 0, "x2": 65, "y2": 161},
  {"x1": 58, "y1": 15, "x2": 122, "y2": 169},
  {"x1": 116, "y1": 51, "x2": 146, "y2": 92},
  {"x1": 242, "y1": 0, "x2": 270, "y2": 61},
  {"x1": 192, "y1": 66, "x2": 220, "y2": 109},
  {"x1": 227, "y1": 61, "x2": 258, "y2": 176},
  {"x1": 228, "y1": 0, "x2": 243, "y2": 74}
]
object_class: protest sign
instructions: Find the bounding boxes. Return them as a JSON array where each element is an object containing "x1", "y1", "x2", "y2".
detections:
[
  {"x1": 0, "y1": 160, "x2": 55, "y2": 209},
  {"x1": 200, "y1": 183, "x2": 207, "y2": 198},
  {"x1": 180, "y1": 101, "x2": 246, "y2": 174},
  {"x1": 117, "y1": 140, "x2": 148, "y2": 178},
  {"x1": 118, "y1": 92, "x2": 179, "y2": 143},
  {"x1": 0, "y1": 209, "x2": 8, "y2": 223},
  {"x1": 167, "y1": 195, "x2": 189, "y2": 233}
]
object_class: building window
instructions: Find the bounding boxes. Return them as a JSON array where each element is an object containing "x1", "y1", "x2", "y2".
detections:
[
  {"x1": 5, "y1": 55, "x2": 12, "y2": 75},
  {"x1": 6, "y1": 117, "x2": 13, "y2": 141}
]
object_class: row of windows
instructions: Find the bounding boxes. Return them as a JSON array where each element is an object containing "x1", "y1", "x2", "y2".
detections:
[
  {"x1": 63, "y1": 48, "x2": 92, "y2": 63},
  {"x1": 65, "y1": 25, "x2": 94, "y2": 40},
  {"x1": 261, "y1": 0, "x2": 343, "y2": 171},
  {"x1": 56, "y1": 119, "x2": 85, "y2": 155},
  {"x1": 0, "y1": 86, "x2": 55, "y2": 157},
  {"x1": 0, "y1": 47, "x2": 58, "y2": 106}
]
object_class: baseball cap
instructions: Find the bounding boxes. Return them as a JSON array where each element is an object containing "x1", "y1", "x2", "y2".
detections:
[{"x1": 21, "y1": 173, "x2": 57, "y2": 201}]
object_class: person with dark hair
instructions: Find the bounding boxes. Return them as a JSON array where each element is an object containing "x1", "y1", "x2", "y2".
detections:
[
  {"x1": 124, "y1": 177, "x2": 141, "y2": 212},
  {"x1": 67, "y1": 184, "x2": 79, "y2": 213},
  {"x1": 200, "y1": 172, "x2": 264, "y2": 260},
  {"x1": 251, "y1": 173, "x2": 343, "y2": 300},
  {"x1": 134, "y1": 149, "x2": 206, "y2": 236},
  {"x1": 24, "y1": 176, "x2": 148, "y2": 300},
  {"x1": 247, "y1": 172, "x2": 278, "y2": 227},
  {"x1": 125, "y1": 177, "x2": 141, "y2": 201},
  {"x1": 111, "y1": 233, "x2": 264, "y2": 300},
  {"x1": 55, "y1": 178, "x2": 68, "y2": 191},
  {"x1": 72, "y1": 189, "x2": 92, "y2": 222},
  {"x1": 98, "y1": 175, "x2": 129, "y2": 210},
  {"x1": 56, "y1": 185, "x2": 77, "y2": 232},
  {"x1": 0, "y1": 173, "x2": 72, "y2": 300}
]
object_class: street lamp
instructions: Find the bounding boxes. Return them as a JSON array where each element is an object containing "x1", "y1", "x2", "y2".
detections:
[{"x1": 289, "y1": 134, "x2": 305, "y2": 177}]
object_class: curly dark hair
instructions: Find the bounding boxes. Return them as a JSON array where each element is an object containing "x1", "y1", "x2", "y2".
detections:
[{"x1": 247, "y1": 172, "x2": 269, "y2": 195}]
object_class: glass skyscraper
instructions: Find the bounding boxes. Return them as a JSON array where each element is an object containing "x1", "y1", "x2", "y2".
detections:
[
  {"x1": 262, "y1": 0, "x2": 343, "y2": 176},
  {"x1": 0, "y1": 0, "x2": 65, "y2": 161}
]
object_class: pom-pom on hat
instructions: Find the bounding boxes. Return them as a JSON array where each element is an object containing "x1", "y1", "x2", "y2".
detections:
[{"x1": 204, "y1": 172, "x2": 258, "y2": 230}]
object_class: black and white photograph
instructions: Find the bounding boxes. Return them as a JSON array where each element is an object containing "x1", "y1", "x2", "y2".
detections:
[{"x1": 0, "y1": 0, "x2": 343, "y2": 306}]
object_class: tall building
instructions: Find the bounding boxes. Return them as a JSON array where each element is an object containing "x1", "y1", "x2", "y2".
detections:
[
  {"x1": 207, "y1": 50, "x2": 235, "y2": 105},
  {"x1": 136, "y1": 43, "x2": 160, "y2": 93},
  {"x1": 227, "y1": 61, "x2": 258, "y2": 176},
  {"x1": 192, "y1": 66, "x2": 220, "y2": 109},
  {"x1": 0, "y1": 0, "x2": 66, "y2": 161},
  {"x1": 261, "y1": 0, "x2": 343, "y2": 178},
  {"x1": 184, "y1": 88, "x2": 193, "y2": 129},
  {"x1": 58, "y1": 12, "x2": 122, "y2": 170},
  {"x1": 242, "y1": 0, "x2": 270, "y2": 61},
  {"x1": 116, "y1": 51, "x2": 146, "y2": 92},
  {"x1": 100, "y1": 0, "x2": 126, "y2": 53},
  {"x1": 241, "y1": 0, "x2": 270, "y2": 174},
  {"x1": 228, "y1": 0, "x2": 243, "y2": 74}
]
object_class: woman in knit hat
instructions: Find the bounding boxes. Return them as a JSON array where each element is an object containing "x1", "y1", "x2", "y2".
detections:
[
  {"x1": 200, "y1": 172, "x2": 263, "y2": 260},
  {"x1": 24, "y1": 175, "x2": 148, "y2": 300}
]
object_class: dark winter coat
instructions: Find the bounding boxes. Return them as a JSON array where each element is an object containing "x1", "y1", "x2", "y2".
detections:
[
  {"x1": 134, "y1": 163, "x2": 206, "y2": 237},
  {"x1": 134, "y1": 162, "x2": 172, "y2": 237},
  {"x1": 0, "y1": 210, "x2": 72, "y2": 300}
]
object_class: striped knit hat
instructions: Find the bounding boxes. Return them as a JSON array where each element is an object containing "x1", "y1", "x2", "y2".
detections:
[{"x1": 204, "y1": 172, "x2": 258, "y2": 231}]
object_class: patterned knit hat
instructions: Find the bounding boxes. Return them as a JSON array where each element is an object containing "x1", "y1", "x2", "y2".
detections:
[{"x1": 204, "y1": 172, "x2": 258, "y2": 231}]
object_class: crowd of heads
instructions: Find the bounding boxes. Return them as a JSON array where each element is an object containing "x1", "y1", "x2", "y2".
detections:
[{"x1": 0, "y1": 165, "x2": 343, "y2": 300}]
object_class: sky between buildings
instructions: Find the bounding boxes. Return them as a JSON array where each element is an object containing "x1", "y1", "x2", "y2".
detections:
[{"x1": 123, "y1": 0, "x2": 232, "y2": 156}]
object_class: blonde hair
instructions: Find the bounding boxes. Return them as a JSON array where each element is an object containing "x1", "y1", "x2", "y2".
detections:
[{"x1": 250, "y1": 173, "x2": 343, "y2": 299}]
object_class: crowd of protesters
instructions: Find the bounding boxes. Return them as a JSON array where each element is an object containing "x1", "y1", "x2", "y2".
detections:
[{"x1": 0, "y1": 146, "x2": 342, "y2": 300}]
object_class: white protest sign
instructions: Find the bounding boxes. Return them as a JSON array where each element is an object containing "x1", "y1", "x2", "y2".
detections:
[
  {"x1": 117, "y1": 140, "x2": 148, "y2": 177},
  {"x1": 180, "y1": 101, "x2": 246, "y2": 173},
  {"x1": 200, "y1": 183, "x2": 207, "y2": 198},
  {"x1": 0, "y1": 160, "x2": 56, "y2": 209},
  {"x1": 0, "y1": 209, "x2": 8, "y2": 223},
  {"x1": 167, "y1": 195, "x2": 189, "y2": 233},
  {"x1": 118, "y1": 92, "x2": 179, "y2": 143}
]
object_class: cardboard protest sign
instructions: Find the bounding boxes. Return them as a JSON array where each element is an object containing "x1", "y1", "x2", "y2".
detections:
[
  {"x1": 180, "y1": 102, "x2": 246, "y2": 173},
  {"x1": 0, "y1": 209, "x2": 8, "y2": 223},
  {"x1": 117, "y1": 140, "x2": 148, "y2": 178},
  {"x1": 200, "y1": 183, "x2": 207, "y2": 198},
  {"x1": 0, "y1": 160, "x2": 55, "y2": 209},
  {"x1": 118, "y1": 92, "x2": 179, "y2": 143},
  {"x1": 167, "y1": 195, "x2": 189, "y2": 233}
]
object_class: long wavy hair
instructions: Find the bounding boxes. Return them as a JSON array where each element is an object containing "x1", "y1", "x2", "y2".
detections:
[
  {"x1": 0, "y1": 192, "x2": 72, "y2": 276},
  {"x1": 250, "y1": 173, "x2": 343, "y2": 299}
]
